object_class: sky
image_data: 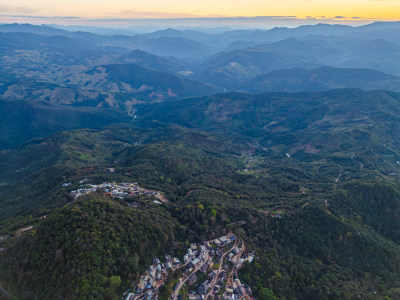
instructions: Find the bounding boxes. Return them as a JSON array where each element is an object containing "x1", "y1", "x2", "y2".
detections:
[{"x1": 0, "y1": 0, "x2": 399, "y2": 28}]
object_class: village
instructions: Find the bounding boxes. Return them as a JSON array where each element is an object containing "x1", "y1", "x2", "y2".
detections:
[
  {"x1": 68, "y1": 181, "x2": 168, "y2": 203},
  {"x1": 124, "y1": 233, "x2": 254, "y2": 300}
]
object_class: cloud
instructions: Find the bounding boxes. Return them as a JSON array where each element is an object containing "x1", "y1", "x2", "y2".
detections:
[
  {"x1": 0, "y1": 14, "x2": 81, "y2": 20},
  {"x1": 0, "y1": 14, "x2": 394, "y2": 29},
  {"x1": 0, "y1": 5, "x2": 36, "y2": 15},
  {"x1": 53, "y1": 16, "x2": 82, "y2": 19},
  {"x1": 108, "y1": 9, "x2": 203, "y2": 19}
]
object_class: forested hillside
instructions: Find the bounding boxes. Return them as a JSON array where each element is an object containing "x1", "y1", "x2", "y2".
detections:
[
  {"x1": 1, "y1": 89, "x2": 400, "y2": 299},
  {"x1": 1, "y1": 21, "x2": 400, "y2": 300}
]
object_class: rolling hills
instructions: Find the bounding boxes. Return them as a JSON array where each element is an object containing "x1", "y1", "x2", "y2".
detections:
[
  {"x1": 0, "y1": 100, "x2": 131, "y2": 149},
  {"x1": 116, "y1": 50, "x2": 189, "y2": 73},
  {"x1": 197, "y1": 38, "x2": 400, "y2": 88},
  {"x1": 1, "y1": 23, "x2": 400, "y2": 107},
  {"x1": 241, "y1": 66, "x2": 400, "y2": 93},
  {"x1": 137, "y1": 89, "x2": 400, "y2": 183},
  {"x1": 1, "y1": 22, "x2": 400, "y2": 300},
  {"x1": 1, "y1": 89, "x2": 400, "y2": 299}
]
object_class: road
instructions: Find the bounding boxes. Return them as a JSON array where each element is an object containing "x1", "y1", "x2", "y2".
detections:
[
  {"x1": 222, "y1": 239, "x2": 247, "y2": 300},
  {"x1": 135, "y1": 235, "x2": 244, "y2": 300},
  {"x1": 172, "y1": 250, "x2": 209, "y2": 300},
  {"x1": 205, "y1": 239, "x2": 240, "y2": 300}
]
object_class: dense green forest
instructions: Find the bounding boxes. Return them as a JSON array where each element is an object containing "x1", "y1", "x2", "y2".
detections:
[
  {"x1": 1, "y1": 90, "x2": 400, "y2": 299},
  {"x1": 1, "y1": 195, "x2": 185, "y2": 299}
]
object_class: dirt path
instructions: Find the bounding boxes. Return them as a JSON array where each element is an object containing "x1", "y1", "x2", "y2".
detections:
[
  {"x1": 351, "y1": 153, "x2": 364, "y2": 171},
  {"x1": 184, "y1": 190, "x2": 195, "y2": 198},
  {"x1": 335, "y1": 167, "x2": 343, "y2": 183}
]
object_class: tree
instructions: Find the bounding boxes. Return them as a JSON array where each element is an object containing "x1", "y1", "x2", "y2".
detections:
[
  {"x1": 210, "y1": 208, "x2": 217, "y2": 217},
  {"x1": 259, "y1": 286, "x2": 278, "y2": 300}
]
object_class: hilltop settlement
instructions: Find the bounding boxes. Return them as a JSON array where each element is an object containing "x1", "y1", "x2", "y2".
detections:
[
  {"x1": 68, "y1": 181, "x2": 168, "y2": 203},
  {"x1": 123, "y1": 233, "x2": 254, "y2": 300},
  {"x1": 68, "y1": 181, "x2": 254, "y2": 300}
]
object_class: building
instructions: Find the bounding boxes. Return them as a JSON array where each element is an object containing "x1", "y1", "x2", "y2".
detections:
[
  {"x1": 200, "y1": 260, "x2": 212, "y2": 273},
  {"x1": 165, "y1": 255, "x2": 172, "y2": 262},
  {"x1": 125, "y1": 292, "x2": 135, "y2": 300},
  {"x1": 188, "y1": 293, "x2": 196, "y2": 300},
  {"x1": 173, "y1": 257, "x2": 180, "y2": 263},
  {"x1": 138, "y1": 280, "x2": 146, "y2": 290},
  {"x1": 105, "y1": 167, "x2": 115, "y2": 173},
  {"x1": 246, "y1": 285, "x2": 252, "y2": 295},
  {"x1": 190, "y1": 258, "x2": 200, "y2": 267},
  {"x1": 153, "y1": 257, "x2": 160, "y2": 264},
  {"x1": 208, "y1": 270, "x2": 217, "y2": 280},
  {"x1": 246, "y1": 256, "x2": 254, "y2": 263},
  {"x1": 188, "y1": 274, "x2": 198, "y2": 285}
]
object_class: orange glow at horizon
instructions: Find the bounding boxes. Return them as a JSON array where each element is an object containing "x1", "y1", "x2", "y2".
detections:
[{"x1": 0, "y1": 0, "x2": 399, "y2": 21}]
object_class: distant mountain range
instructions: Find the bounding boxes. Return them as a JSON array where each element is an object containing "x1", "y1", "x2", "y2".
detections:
[
  {"x1": 101, "y1": 64, "x2": 221, "y2": 98},
  {"x1": 1, "y1": 21, "x2": 400, "y2": 144},
  {"x1": 1, "y1": 22, "x2": 400, "y2": 93},
  {"x1": 197, "y1": 38, "x2": 400, "y2": 87},
  {"x1": 241, "y1": 66, "x2": 400, "y2": 93},
  {"x1": 116, "y1": 50, "x2": 189, "y2": 73},
  {"x1": 0, "y1": 62, "x2": 220, "y2": 107}
]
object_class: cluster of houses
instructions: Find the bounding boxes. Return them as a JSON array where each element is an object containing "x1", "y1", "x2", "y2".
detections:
[
  {"x1": 127, "y1": 256, "x2": 180, "y2": 300},
  {"x1": 227, "y1": 247, "x2": 253, "y2": 267},
  {"x1": 177, "y1": 234, "x2": 254, "y2": 300},
  {"x1": 225, "y1": 275, "x2": 253, "y2": 300},
  {"x1": 123, "y1": 234, "x2": 254, "y2": 300},
  {"x1": 184, "y1": 243, "x2": 208, "y2": 267},
  {"x1": 124, "y1": 255, "x2": 182, "y2": 300},
  {"x1": 68, "y1": 181, "x2": 167, "y2": 203},
  {"x1": 186, "y1": 278, "x2": 211, "y2": 299}
]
